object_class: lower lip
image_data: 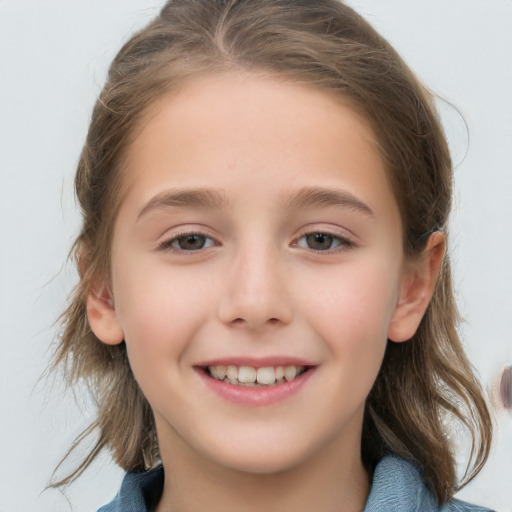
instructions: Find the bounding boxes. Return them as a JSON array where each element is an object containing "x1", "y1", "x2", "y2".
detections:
[{"x1": 197, "y1": 368, "x2": 316, "y2": 406}]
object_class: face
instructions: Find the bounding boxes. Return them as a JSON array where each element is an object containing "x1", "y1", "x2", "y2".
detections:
[{"x1": 92, "y1": 74, "x2": 412, "y2": 475}]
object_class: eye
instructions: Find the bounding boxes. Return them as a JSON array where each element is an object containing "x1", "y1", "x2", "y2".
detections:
[
  {"x1": 295, "y1": 232, "x2": 353, "y2": 252},
  {"x1": 160, "y1": 233, "x2": 216, "y2": 252}
]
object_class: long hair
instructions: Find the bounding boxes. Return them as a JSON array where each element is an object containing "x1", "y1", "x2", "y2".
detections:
[{"x1": 51, "y1": 0, "x2": 492, "y2": 503}]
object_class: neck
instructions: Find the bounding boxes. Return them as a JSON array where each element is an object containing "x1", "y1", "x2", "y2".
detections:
[{"x1": 155, "y1": 427, "x2": 369, "y2": 512}]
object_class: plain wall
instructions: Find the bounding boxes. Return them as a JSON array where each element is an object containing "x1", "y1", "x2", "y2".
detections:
[{"x1": 1, "y1": 1, "x2": 510, "y2": 510}]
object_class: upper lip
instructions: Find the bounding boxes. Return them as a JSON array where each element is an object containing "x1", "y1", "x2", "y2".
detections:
[{"x1": 196, "y1": 356, "x2": 315, "y2": 368}]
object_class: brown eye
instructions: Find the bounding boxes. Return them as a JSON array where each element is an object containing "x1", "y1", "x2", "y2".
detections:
[
  {"x1": 294, "y1": 231, "x2": 354, "y2": 252},
  {"x1": 295, "y1": 232, "x2": 352, "y2": 252},
  {"x1": 161, "y1": 233, "x2": 216, "y2": 252},
  {"x1": 305, "y1": 233, "x2": 335, "y2": 251},
  {"x1": 177, "y1": 234, "x2": 207, "y2": 250}
]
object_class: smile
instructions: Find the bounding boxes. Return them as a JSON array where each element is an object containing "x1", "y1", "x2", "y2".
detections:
[{"x1": 206, "y1": 365, "x2": 307, "y2": 386}]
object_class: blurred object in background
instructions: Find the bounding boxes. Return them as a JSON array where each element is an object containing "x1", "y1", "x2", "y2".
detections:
[{"x1": 499, "y1": 364, "x2": 512, "y2": 411}]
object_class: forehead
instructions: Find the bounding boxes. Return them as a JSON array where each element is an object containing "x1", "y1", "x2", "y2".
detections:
[{"x1": 120, "y1": 73, "x2": 398, "y2": 224}]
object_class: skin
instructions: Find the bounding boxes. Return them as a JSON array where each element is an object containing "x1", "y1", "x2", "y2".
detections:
[{"x1": 87, "y1": 74, "x2": 445, "y2": 512}]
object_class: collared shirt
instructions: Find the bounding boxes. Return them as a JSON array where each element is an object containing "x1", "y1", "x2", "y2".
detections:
[{"x1": 97, "y1": 455, "x2": 494, "y2": 512}]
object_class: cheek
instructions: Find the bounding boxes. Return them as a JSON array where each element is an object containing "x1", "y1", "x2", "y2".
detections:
[
  {"x1": 111, "y1": 259, "x2": 216, "y2": 364},
  {"x1": 296, "y1": 258, "x2": 399, "y2": 359}
]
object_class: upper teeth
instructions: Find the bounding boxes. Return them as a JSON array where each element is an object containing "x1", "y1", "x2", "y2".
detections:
[{"x1": 208, "y1": 365, "x2": 305, "y2": 386}]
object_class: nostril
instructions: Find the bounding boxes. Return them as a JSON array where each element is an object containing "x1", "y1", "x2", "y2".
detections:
[{"x1": 228, "y1": 317, "x2": 283, "y2": 329}]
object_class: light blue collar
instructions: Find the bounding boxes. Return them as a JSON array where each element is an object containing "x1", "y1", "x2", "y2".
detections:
[{"x1": 98, "y1": 455, "x2": 493, "y2": 511}]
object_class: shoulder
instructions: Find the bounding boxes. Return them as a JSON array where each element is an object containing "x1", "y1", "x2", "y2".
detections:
[
  {"x1": 96, "y1": 465, "x2": 164, "y2": 512},
  {"x1": 363, "y1": 455, "x2": 494, "y2": 512}
]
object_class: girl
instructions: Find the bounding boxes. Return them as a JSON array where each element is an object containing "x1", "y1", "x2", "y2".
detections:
[{"x1": 52, "y1": 0, "x2": 494, "y2": 510}]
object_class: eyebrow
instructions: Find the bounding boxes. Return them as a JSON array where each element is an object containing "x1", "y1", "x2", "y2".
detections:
[
  {"x1": 136, "y1": 185, "x2": 374, "y2": 221},
  {"x1": 137, "y1": 188, "x2": 228, "y2": 221},
  {"x1": 284, "y1": 186, "x2": 375, "y2": 218}
]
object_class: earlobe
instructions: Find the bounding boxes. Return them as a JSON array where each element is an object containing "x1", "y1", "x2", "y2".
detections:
[
  {"x1": 86, "y1": 283, "x2": 125, "y2": 345},
  {"x1": 388, "y1": 231, "x2": 446, "y2": 343}
]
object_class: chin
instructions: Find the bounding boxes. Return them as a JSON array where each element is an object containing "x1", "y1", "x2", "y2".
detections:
[
  {"x1": 216, "y1": 452, "x2": 306, "y2": 476},
  {"x1": 198, "y1": 433, "x2": 321, "y2": 476}
]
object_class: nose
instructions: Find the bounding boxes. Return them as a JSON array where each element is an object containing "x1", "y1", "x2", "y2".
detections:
[{"x1": 217, "y1": 244, "x2": 293, "y2": 331}]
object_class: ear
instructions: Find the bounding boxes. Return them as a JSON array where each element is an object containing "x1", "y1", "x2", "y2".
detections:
[
  {"x1": 86, "y1": 281, "x2": 125, "y2": 345},
  {"x1": 388, "y1": 231, "x2": 446, "y2": 343}
]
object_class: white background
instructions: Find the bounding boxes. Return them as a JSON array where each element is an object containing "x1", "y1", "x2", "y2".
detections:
[{"x1": 1, "y1": 1, "x2": 511, "y2": 510}]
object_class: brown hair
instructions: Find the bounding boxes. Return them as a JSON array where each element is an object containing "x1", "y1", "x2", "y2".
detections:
[{"x1": 52, "y1": 0, "x2": 492, "y2": 503}]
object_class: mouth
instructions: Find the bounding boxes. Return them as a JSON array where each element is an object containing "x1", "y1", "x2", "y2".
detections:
[{"x1": 202, "y1": 364, "x2": 309, "y2": 387}]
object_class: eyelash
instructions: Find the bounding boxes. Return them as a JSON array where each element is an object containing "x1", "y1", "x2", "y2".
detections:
[{"x1": 158, "y1": 229, "x2": 355, "y2": 254}]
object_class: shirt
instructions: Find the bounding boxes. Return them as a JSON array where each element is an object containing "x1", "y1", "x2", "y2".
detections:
[{"x1": 97, "y1": 455, "x2": 494, "y2": 512}]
